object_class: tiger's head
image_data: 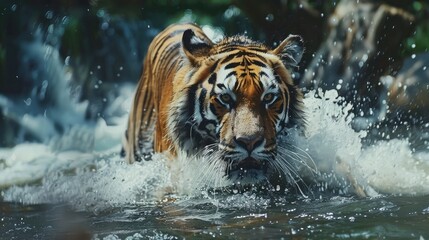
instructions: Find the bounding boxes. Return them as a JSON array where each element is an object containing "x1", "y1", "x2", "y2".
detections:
[{"x1": 169, "y1": 28, "x2": 305, "y2": 183}]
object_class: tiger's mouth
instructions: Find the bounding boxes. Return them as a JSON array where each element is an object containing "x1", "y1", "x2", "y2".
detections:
[
  {"x1": 236, "y1": 157, "x2": 264, "y2": 170},
  {"x1": 226, "y1": 157, "x2": 269, "y2": 182}
]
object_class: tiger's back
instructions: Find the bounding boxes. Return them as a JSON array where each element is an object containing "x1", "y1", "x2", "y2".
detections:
[{"x1": 124, "y1": 23, "x2": 211, "y2": 163}]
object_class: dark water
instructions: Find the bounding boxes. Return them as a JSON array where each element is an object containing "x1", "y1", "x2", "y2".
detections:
[{"x1": 2, "y1": 193, "x2": 429, "y2": 239}]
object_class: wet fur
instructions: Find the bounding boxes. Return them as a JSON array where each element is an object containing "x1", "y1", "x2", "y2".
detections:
[{"x1": 123, "y1": 23, "x2": 308, "y2": 185}]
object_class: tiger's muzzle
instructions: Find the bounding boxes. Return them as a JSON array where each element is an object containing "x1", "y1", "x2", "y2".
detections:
[
  {"x1": 223, "y1": 135, "x2": 275, "y2": 181},
  {"x1": 219, "y1": 101, "x2": 277, "y2": 181}
]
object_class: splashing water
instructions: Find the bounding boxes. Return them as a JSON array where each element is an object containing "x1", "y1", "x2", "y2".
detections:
[
  {"x1": 1, "y1": 87, "x2": 429, "y2": 212},
  {"x1": 296, "y1": 89, "x2": 429, "y2": 196}
]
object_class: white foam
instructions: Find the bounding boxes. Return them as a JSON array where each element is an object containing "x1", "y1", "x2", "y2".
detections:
[
  {"x1": 168, "y1": 151, "x2": 230, "y2": 195},
  {"x1": 297, "y1": 89, "x2": 429, "y2": 196},
  {"x1": 298, "y1": 90, "x2": 366, "y2": 173},
  {"x1": 357, "y1": 140, "x2": 429, "y2": 195},
  {"x1": 1, "y1": 147, "x2": 172, "y2": 211}
]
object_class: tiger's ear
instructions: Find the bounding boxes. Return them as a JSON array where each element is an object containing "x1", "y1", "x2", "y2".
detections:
[
  {"x1": 272, "y1": 35, "x2": 304, "y2": 69},
  {"x1": 182, "y1": 29, "x2": 213, "y2": 65}
]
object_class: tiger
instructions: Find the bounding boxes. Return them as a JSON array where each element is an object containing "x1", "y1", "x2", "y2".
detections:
[{"x1": 123, "y1": 23, "x2": 305, "y2": 183}]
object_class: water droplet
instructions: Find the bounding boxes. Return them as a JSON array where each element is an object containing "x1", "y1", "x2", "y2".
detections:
[
  {"x1": 47, "y1": 24, "x2": 54, "y2": 34},
  {"x1": 97, "y1": 65, "x2": 101, "y2": 69},
  {"x1": 411, "y1": 54, "x2": 416, "y2": 59},
  {"x1": 11, "y1": 4, "x2": 17, "y2": 11},
  {"x1": 265, "y1": 13, "x2": 274, "y2": 22},
  {"x1": 24, "y1": 98, "x2": 32, "y2": 106},
  {"x1": 64, "y1": 56, "x2": 70, "y2": 65},
  {"x1": 101, "y1": 22, "x2": 109, "y2": 30},
  {"x1": 61, "y1": 16, "x2": 69, "y2": 25},
  {"x1": 224, "y1": 6, "x2": 240, "y2": 19},
  {"x1": 411, "y1": 43, "x2": 416, "y2": 49},
  {"x1": 45, "y1": 11, "x2": 53, "y2": 20},
  {"x1": 96, "y1": 9, "x2": 105, "y2": 18},
  {"x1": 39, "y1": 80, "x2": 48, "y2": 99}
]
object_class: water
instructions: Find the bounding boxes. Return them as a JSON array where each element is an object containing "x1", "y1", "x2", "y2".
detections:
[{"x1": 2, "y1": 194, "x2": 429, "y2": 239}]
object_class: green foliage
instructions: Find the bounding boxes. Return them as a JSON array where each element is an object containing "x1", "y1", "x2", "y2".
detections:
[
  {"x1": 62, "y1": 17, "x2": 84, "y2": 57},
  {"x1": 404, "y1": 22, "x2": 429, "y2": 56},
  {"x1": 93, "y1": 0, "x2": 232, "y2": 21},
  {"x1": 401, "y1": 0, "x2": 429, "y2": 56}
]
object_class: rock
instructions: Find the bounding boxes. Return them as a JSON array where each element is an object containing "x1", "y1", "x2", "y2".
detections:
[
  {"x1": 382, "y1": 53, "x2": 429, "y2": 121},
  {"x1": 301, "y1": 0, "x2": 415, "y2": 116}
]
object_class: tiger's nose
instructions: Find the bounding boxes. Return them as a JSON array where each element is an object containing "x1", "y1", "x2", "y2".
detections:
[{"x1": 234, "y1": 135, "x2": 264, "y2": 153}]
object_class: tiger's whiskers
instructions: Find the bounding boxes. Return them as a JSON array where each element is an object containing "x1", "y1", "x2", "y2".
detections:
[{"x1": 269, "y1": 144, "x2": 318, "y2": 198}]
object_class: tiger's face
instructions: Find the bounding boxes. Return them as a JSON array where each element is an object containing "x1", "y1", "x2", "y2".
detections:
[
  {"x1": 172, "y1": 29, "x2": 304, "y2": 183},
  {"x1": 206, "y1": 64, "x2": 289, "y2": 181}
]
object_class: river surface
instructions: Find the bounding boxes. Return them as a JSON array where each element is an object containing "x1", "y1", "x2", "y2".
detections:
[{"x1": 2, "y1": 194, "x2": 429, "y2": 239}]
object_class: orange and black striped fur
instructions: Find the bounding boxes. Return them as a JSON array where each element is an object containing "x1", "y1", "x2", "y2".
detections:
[{"x1": 123, "y1": 23, "x2": 305, "y2": 182}]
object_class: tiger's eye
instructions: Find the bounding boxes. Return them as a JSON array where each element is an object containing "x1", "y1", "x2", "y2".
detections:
[
  {"x1": 221, "y1": 94, "x2": 231, "y2": 103},
  {"x1": 263, "y1": 93, "x2": 274, "y2": 102}
]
